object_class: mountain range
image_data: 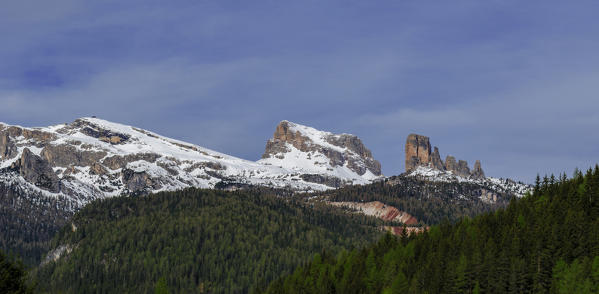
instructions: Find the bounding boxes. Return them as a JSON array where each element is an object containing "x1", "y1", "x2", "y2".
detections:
[
  {"x1": 0, "y1": 117, "x2": 528, "y2": 207},
  {"x1": 0, "y1": 117, "x2": 529, "y2": 266}
]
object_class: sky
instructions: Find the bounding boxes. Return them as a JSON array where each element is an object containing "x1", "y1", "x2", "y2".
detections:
[{"x1": 2, "y1": 1, "x2": 599, "y2": 183}]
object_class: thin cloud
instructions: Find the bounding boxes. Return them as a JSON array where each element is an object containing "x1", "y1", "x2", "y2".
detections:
[{"x1": 1, "y1": 2, "x2": 599, "y2": 183}]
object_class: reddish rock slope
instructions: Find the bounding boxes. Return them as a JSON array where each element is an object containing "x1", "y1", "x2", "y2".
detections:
[{"x1": 328, "y1": 201, "x2": 418, "y2": 225}]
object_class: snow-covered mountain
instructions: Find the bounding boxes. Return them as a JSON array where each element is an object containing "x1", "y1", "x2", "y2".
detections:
[
  {"x1": 259, "y1": 120, "x2": 382, "y2": 187},
  {"x1": 406, "y1": 166, "x2": 530, "y2": 199},
  {"x1": 0, "y1": 117, "x2": 383, "y2": 208}
]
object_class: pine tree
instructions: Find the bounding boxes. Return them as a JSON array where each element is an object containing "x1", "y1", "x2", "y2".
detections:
[
  {"x1": 453, "y1": 254, "x2": 468, "y2": 293},
  {"x1": 154, "y1": 277, "x2": 169, "y2": 294},
  {"x1": 388, "y1": 272, "x2": 409, "y2": 293},
  {"x1": 0, "y1": 251, "x2": 32, "y2": 294}
]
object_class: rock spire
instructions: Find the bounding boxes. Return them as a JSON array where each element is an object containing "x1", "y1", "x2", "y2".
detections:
[
  {"x1": 405, "y1": 134, "x2": 485, "y2": 179},
  {"x1": 405, "y1": 134, "x2": 431, "y2": 172}
]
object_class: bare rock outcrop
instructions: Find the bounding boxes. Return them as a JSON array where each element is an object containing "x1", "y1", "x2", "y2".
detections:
[
  {"x1": 300, "y1": 174, "x2": 346, "y2": 188},
  {"x1": 41, "y1": 145, "x2": 107, "y2": 167},
  {"x1": 430, "y1": 147, "x2": 444, "y2": 171},
  {"x1": 121, "y1": 169, "x2": 160, "y2": 193},
  {"x1": 405, "y1": 134, "x2": 432, "y2": 172},
  {"x1": 64, "y1": 119, "x2": 130, "y2": 145},
  {"x1": 262, "y1": 121, "x2": 310, "y2": 156},
  {"x1": 22, "y1": 129, "x2": 56, "y2": 142},
  {"x1": 327, "y1": 135, "x2": 373, "y2": 160},
  {"x1": 456, "y1": 160, "x2": 470, "y2": 177},
  {"x1": 262, "y1": 121, "x2": 381, "y2": 177},
  {"x1": 471, "y1": 160, "x2": 485, "y2": 179},
  {"x1": 0, "y1": 131, "x2": 17, "y2": 160},
  {"x1": 444, "y1": 156, "x2": 457, "y2": 172},
  {"x1": 328, "y1": 201, "x2": 418, "y2": 225},
  {"x1": 10, "y1": 148, "x2": 60, "y2": 193},
  {"x1": 405, "y1": 134, "x2": 485, "y2": 179}
]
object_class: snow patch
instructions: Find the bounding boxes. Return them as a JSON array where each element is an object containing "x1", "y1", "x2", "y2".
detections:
[{"x1": 407, "y1": 166, "x2": 530, "y2": 197}]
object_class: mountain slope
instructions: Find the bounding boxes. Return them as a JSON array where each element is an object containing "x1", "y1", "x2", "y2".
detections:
[
  {"x1": 0, "y1": 249, "x2": 33, "y2": 293},
  {"x1": 315, "y1": 172, "x2": 524, "y2": 226},
  {"x1": 33, "y1": 188, "x2": 384, "y2": 294},
  {"x1": 406, "y1": 166, "x2": 529, "y2": 198},
  {"x1": 262, "y1": 169, "x2": 599, "y2": 294},
  {"x1": 0, "y1": 182, "x2": 71, "y2": 266},
  {"x1": 311, "y1": 133, "x2": 529, "y2": 230}
]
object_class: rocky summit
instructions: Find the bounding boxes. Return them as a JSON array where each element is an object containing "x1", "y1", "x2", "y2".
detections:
[
  {"x1": 405, "y1": 133, "x2": 485, "y2": 179},
  {"x1": 260, "y1": 121, "x2": 381, "y2": 187}
]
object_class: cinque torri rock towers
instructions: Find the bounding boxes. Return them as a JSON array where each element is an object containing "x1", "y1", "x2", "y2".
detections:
[{"x1": 405, "y1": 134, "x2": 485, "y2": 179}]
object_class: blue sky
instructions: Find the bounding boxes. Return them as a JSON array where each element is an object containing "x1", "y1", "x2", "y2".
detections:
[{"x1": 2, "y1": 1, "x2": 599, "y2": 182}]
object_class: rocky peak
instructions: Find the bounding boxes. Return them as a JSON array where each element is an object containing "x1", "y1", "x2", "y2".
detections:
[
  {"x1": 260, "y1": 121, "x2": 382, "y2": 183},
  {"x1": 405, "y1": 134, "x2": 431, "y2": 172},
  {"x1": 444, "y1": 156, "x2": 457, "y2": 172},
  {"x1": 430, "y1": 147, "x2": 444, "y2": 171},
  {"x1": 471, "y1": 160, "x2": 485, "y2": 179},
  {"x1": 264, "y1": 121, "x2": 311, "y2": 157},
  {"x1": 456, "y1": 160, "x2": 470, "y2": 177},
  {"x1": 405, "y1": 134, "x2": 485, "y2": 179}
]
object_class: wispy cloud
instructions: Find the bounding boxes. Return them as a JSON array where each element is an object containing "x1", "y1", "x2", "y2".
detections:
[{"x1": 1, "y1": 1, "x2": 599, "y2": 182}]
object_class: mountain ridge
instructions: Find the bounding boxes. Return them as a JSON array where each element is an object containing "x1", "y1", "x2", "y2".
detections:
[{"x1": 0, "y1": 117, "x2": 384, "y2": 209}]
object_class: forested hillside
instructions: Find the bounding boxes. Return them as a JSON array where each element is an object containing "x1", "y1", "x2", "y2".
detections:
[
  {"x1": 263, "y1": 169, "x2": 599, "y2": 293},
  {"x1": 0, "y1": 249, "x2": 33, "y2": 294},
  {"x1": 313, "y1": 175, "x2": 515, "y2": 225},
  {"x1": 0, "y1": 182, "x2": 73, "y2": 266},
  {"x1": 34, "y1": 188, "x2": 385, "y2": 293}
]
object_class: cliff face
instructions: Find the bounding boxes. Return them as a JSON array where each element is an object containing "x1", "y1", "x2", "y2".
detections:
[
  {"x1": 471, "y1": 160, "x2": 485, "y2": 179},
  {"x1": 260, "y1": 121, "x2": 382, "y2": 187},
  {"x1": 11, "y1": 148, "x2": 61, "y2": 193},
  {"x1": 405, "y1": 134, "x2": 432, "y2": 172},
  {"x1": 430, "y1": 147, "x2": 445, "y2": 171},
  {"x1": 405, "y1": 134, "x2": 485, "y2": 179}
]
